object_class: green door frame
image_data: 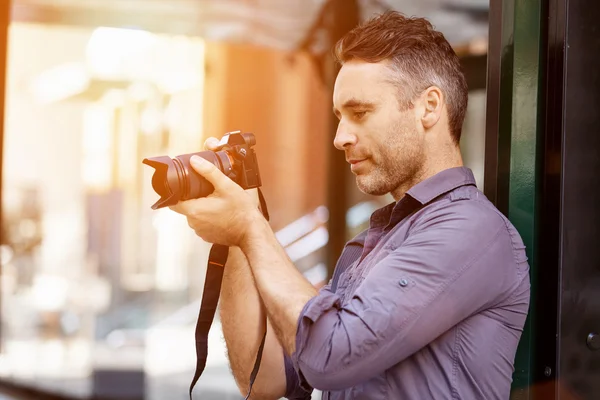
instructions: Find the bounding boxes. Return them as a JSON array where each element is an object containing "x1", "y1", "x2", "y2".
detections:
[{"x1": 484, "y1": 0, "x2": 547, "y2": 398}]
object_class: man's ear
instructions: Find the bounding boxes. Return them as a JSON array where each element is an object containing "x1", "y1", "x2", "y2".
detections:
[{"x1": 421, "y1": 86, "x2": 444, "y2": 129}]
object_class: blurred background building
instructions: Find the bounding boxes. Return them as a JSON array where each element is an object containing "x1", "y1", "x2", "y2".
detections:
[{"x1": 0, "y1": 0, "x2": 490, "y2": 399}]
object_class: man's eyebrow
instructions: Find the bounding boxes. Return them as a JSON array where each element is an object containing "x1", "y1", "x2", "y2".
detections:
[{"x1": 333, "y1": 98, "x2": 376, "y2": 116}]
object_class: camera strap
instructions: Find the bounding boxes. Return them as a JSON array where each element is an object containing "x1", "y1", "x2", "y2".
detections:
[{"x1": 189, "y1": 188, "x2": 270, "y2": 400}]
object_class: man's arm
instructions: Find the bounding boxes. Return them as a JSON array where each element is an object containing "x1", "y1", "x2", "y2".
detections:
[
  {"x1": 219, "y1": 246, "x2": 287, "y2": 399},
  {"x1": 240, "y1": 201, "x2": 527, "y2": 391},
  {"x1": 239, "y1": 215, "x2": 318, "y2": 357}
]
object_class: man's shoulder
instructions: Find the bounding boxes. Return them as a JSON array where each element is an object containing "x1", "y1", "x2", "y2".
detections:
[
  {"x1": 410, "y1": 187, "x2": 528, "y2": 267},
  {"x1": 412, "y1": 187, "x2": 508, "y2": 233}
]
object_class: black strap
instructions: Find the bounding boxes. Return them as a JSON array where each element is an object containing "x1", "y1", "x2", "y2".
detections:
[
  {"x1": 189, "y1": 243, "x2": 228, "y2": 399},
  {"x1": 189, "y1": 188, "x2": 270, "y2": 400},
  {"x1": 244, "y1": 331, "x2": 266, "y2": 399}
]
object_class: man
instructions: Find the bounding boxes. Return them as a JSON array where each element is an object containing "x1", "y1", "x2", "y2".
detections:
[{"x1": 171, "y1": 11, "x2": 530, "y2": 400}]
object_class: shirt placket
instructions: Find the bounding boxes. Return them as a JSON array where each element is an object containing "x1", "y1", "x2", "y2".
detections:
[{"x1": 341, "y1": 228, "x2": 390, "y2": 303}]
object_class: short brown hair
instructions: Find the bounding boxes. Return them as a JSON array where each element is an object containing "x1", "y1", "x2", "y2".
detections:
[{"x1": 334, "y1": 11, "x2": 469, "y2": 143}]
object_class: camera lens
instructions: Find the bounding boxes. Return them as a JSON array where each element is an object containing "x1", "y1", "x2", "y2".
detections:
[{"x1": 143, "y1": 150, "x2": 234, "y2": 210}]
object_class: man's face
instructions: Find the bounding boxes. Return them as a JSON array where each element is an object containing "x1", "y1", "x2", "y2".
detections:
[{"x1": 333, "y1": 60, "x2": 425, "y2": 197}]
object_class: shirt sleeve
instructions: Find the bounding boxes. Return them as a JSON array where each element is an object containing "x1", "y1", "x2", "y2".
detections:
[
  {"x1": 290, "y1": 200, "x2": 528, "y2": 391},
  {"x1": 283, "y1": 230, "x2": 367, "y2": 399},
  {"x1": 283, "y1": 285, "x2": 338, "y2": 399},
  {"x1": 283, "y1": 350, "x2": 313, "y2": 399}
]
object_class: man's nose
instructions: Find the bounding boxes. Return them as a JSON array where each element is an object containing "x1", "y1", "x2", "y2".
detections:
[{"x1": 333, "y1": 122, "x2": 357, "y2": 150}]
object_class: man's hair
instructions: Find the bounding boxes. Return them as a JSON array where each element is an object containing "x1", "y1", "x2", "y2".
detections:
[{"x1": 334, "y1": 11, "x2": 469, "y2": 143}]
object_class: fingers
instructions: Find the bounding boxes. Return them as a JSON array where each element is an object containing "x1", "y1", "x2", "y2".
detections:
[
  {"x1": 203, "y1": 137, "x2": 220, "y2": 151},
  {"x1": 169, "y1": 201, "x2": 209, "y2": 238},
  {"x1": 169, "y1": 202, "x2": 191, "y2": 215},
  {"x1": 169, "y1": 195, "x2": 215, "y2": 216},
  {"x1": 190, "y1": 156, "x2": 235, "y2": 192}
]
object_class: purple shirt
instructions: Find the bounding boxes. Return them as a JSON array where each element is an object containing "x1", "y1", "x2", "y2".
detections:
[{"x1": 284, "y1": 167, "x2": 530, "y2": 399}]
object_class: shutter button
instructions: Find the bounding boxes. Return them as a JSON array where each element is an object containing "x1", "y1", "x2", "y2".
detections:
[{"x1": 399, "y1": 279, "x2": 409, "y2": 287}]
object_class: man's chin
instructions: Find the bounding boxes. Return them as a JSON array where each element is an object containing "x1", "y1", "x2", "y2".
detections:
[{"x1": 356, "y1": 176, "x2": 389, "y2": 197}]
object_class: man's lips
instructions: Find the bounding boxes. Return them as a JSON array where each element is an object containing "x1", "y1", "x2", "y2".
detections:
[
  {"x1": 347, "y1": 158, "x2": 367, "y2": 164},
  {"x1": 348, "y1": 158, "x2": 368, "y2": 172}
]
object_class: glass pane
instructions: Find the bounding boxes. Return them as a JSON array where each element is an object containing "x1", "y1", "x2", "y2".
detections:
[
  {"x1": 1, "y1": 10, "x2": 332, "y2": 395},
  {"x1": 461, "y1": 89, "x2": 487, "y2": 190}
]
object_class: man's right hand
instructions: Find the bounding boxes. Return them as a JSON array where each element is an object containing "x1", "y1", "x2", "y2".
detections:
[{"x1": 204, "y1": 136, "x2": 261, "y2": 211}]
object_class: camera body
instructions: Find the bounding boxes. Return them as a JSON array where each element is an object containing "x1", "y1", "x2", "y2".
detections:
[{"x1": 143, "y1": 131, "x2": 262, "y2": 210}]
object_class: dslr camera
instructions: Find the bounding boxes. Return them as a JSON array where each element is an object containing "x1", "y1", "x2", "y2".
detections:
[{"x1": 142, "y1": 131, "x2": 262, "y2": 210}]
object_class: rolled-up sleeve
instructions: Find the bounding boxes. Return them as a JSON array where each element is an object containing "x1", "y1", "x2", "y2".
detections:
[
  {"x1": 289, "y1": 201, "x2": 524, "y2": 391},
  {"x1": 284, "y1": 350, "x2": 312, "y2": 399},
  {"x1": 284, "y1": 288, "x2": 341, "y2": 398}
]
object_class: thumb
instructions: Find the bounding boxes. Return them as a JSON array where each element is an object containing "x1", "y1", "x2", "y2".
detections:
[{"x1": 203, "y1": 137, "x2": 220, "y2": 151}]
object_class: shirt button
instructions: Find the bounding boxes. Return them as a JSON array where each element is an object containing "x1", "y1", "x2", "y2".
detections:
[{"x1": 399, "y1": 279, "x2": 409, "y2": 287}]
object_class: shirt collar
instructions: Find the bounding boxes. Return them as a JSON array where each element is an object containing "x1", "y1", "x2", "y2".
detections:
[
  {"x1": 368, "y1": 167, "x2": 477, "y2": 229},
  {"x1": 406, "y1": 166, "x2": 477, "y2": 205}
]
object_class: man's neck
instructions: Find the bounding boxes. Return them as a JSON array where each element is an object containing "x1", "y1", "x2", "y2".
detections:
[{"x1": 390, "y1": 149, "x2": 464, "y2": 201}]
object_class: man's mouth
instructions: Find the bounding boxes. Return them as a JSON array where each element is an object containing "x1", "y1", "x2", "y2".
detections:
[
  {"x1": 347, "y1": 158, "x2": 367, "y2": 164},
  {"x1": 348, "y1": 158, "x2": 368, "y2": 172}
]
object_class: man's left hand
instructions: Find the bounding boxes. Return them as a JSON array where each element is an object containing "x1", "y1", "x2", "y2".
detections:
[{"x1": 169, "y1": 155, "x2": 262, "y2": 246}]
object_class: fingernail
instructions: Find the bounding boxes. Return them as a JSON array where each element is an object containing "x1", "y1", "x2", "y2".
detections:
[{"x1": 190, "y1": 155, "x2": 203, "y2": 166}]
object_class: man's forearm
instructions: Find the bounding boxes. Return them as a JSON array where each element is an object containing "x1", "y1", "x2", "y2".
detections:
[
  {"x1": 219, "y1": 247, "x2": 285, "y2": 397},
  {"x1": 240, "y1": 216, "x2": 318, "y2": 356}
]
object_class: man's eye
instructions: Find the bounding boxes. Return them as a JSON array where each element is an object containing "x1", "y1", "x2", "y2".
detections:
[{"x1": 354, "y1": 111, "x2": 367, "y2": 120}]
